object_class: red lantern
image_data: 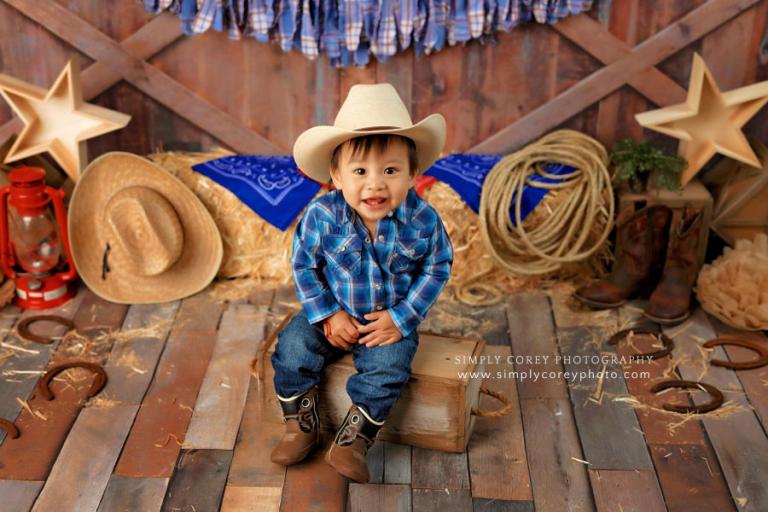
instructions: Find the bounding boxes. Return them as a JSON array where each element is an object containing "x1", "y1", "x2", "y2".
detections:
[{"x1": 0, "y1": 167, "x2": 77, "y2": 309}]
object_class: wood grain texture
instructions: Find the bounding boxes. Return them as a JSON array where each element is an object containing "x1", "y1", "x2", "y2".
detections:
[
  {"x1": 411, "y1": 448, "x2": 470, "y2": 490},
  {"x1": 0, "y1": 290, "x2": 127, "y2": 480},
  {"x1": 521, "y1": 398, "x2": 594, "y2": 512},
  {"x1": 161, "y1": 449, "x2": 233, "y2": 512},
  {"x1": 97, "y1": 476, "x2": 169, "y2": 512},
  {"x1": 114, "y1": 293, "x2": 226, "y2": 478},
  {"x1": 467, "y1": 346, "x2": 531, "y2": 501},
  {"x1": 220, "y1": 486, "x2": 281, "y2": 512},
  {"x1": 280, "y1": 445, "x2": 347, "y2": 512},
  {"x1": 348, "y1": 483, "x2": 411, "y2": 512},
  {"x1": 184, "y1": 303, "x2": 266, "y2": 449},
  {"x1": 665, "y1": 309, "x2": 768, "y2": 512},
  {"x1": 0, "y1": 480, "x2": 43, "y2": 512},
  {"x1": 506, "y1": 292, "x2": 569, "y2": 400},
  {"x1": 31, "y1": 405, "x2": 138, "y2": 512},
  {"x1": 471, "y1": 0, "x2": 763, "y2": 153},
  {"x1": 101, "y1": 302, "x2": 180, "y2": 405},
  {"x1": 557, "y1": 324, "x2": 653, "y2": 470},
  {"x1": 2, "y1": 0, "x2": 283, "y2": 154},
  {"x1": 650, "y1": 443, "x2": 736, "y2": 512},
  {"x1": 411, "y1": 488, "x2": 473, "y2": 512},
  {"x1": 588, "y1": 469, "x2": 666, "y2": 512},
  {"x1": 383, "y1": 441, "x2": 411, "y2": 485},
  {"x1": 0, "y1": 291, "x2": 84, "y2": 443}
]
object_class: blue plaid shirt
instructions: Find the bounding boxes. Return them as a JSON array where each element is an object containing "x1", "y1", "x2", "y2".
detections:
[{"x1": 292, "y1": 189, "x2": 453, "y2": 336}]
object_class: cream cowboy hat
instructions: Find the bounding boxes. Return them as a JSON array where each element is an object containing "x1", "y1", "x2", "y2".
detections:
[
  {"x1": 68, "y1": 152, "x2": 223, "y2": 304},
  {"x1": 293, "y1": 83, "x2": 447, "y2": 183}
]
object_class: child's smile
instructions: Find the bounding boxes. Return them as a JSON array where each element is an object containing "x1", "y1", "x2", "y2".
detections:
[{"x1": 330, "y1": 137, "x2": 416, "y2": 234}]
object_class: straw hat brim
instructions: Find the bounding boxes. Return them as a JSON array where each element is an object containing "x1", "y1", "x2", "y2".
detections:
[
  {"x1": 293, "y1": 113, "x2": 446, "y2": 183},
  {"x1": 68, "y1": 152, "x2": 223, "y2": 304}
]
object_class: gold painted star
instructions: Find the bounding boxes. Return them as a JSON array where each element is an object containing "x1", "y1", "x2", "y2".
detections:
[
  {"x1": 0, "y1": 56, "x2": 130, "y2": 181},
  {"x1": 635, "y1": 53, "x2": 768, "y2": 186}
]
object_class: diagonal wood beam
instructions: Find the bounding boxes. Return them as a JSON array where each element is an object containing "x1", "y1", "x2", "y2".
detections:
[
  {"x1": 2, "y1": 0, "x2": 285, "y2": 154},
  {"x1": 0, "y1": 12, "x2": 182, "y2": 147},
  {"x1": 551, "y1": 14, "x2": 688, "y2": 106},
  {"x1": 472, "y1": 0, "x2": 762, "y2": 154}
]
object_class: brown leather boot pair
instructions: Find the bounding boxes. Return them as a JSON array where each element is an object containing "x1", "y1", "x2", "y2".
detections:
[
  {"x1": 574, "y1": 205, "x2": 703, "y2": 324},
  {"x1": 270, "y1": 387, "x2": 321, "y2": 465},
  {"x1": 325, "y1": 404, "x2": 383, "y2": 483}
]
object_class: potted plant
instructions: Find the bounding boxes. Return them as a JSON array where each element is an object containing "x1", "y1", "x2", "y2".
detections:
[{"x1": 610, "y1": 139, "x2": 687, "y2": 192}]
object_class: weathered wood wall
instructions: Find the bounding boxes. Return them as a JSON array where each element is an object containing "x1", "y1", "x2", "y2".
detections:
[{"x1": 0, "y1": 0, "x2": 767, "y2": 159}]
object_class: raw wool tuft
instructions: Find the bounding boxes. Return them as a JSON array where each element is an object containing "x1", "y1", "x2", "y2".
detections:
[{"x1": 696, "y1": 234, "x2": 768, "y2": 330}]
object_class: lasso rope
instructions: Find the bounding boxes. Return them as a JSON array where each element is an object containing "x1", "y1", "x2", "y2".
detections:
[{"x1": 478, "y1": 130, "x2": 614, "y2": 276}]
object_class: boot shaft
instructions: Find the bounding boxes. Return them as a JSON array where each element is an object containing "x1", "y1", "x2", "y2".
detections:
[
  {"x1": 610, "y1": 205, "x2": 672, "y2": 289},
  {"x1": 278, "y1": 387, "x2": 319, "y2": 434},
  {"x1": 333, "y1": 405, "x2": 382, "y2": 449}
]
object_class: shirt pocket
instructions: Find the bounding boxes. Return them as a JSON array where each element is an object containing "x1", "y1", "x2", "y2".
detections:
[
  {"x1": 322, "y1": 234, "x2": 363, "y2": 278},
  {"x1": 390, "y1": 234, "x2": 430, "y2": 272}
]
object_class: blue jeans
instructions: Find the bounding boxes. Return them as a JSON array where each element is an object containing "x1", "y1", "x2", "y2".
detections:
[{"x1": 272, "y1": 311, "x2": 419, "y2": 422}]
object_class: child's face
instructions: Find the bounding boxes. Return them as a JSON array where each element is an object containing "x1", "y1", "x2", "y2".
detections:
[{"x1": 330, "y1": 138, "x2": 416, "y2": 230}]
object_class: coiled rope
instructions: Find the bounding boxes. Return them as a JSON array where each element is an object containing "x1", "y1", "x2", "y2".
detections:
[{"x1": 478, "y1": 130, "x2": 614, "y2": 276}]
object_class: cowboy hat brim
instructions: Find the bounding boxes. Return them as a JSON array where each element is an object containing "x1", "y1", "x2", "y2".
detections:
[
  {"x1": 68, "y1": 152, "x2": 223, "y2": 304},
  {"x1": 293, "y1": 113, "x2": 446, "y2": 183}
]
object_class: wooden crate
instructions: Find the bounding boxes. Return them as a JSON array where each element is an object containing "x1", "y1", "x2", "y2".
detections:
[
  {"x1": 617, "y1": 179, "x2": 713, "y2": 268},
  {"x1": 257, "y1": 313, "x2": 489, "y2": 453},
  {"x1": 701, "y1": 140, "x2": 768, "y2": 246}
]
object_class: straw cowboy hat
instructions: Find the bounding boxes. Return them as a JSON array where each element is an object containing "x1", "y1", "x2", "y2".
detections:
[
  {"x1": 68, "y1": 152, "x2": 222, "y2": 304},
  {"x1": 293, "y1": 83, "x2": 447, "y2": 183}
]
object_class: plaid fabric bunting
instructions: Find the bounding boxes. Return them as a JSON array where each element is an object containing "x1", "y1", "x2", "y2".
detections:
[{"x1": 149, "y1": 0, "x2": 593, "y2": 66}]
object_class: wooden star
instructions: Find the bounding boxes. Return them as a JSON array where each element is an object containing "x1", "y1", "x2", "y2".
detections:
[
  {"x1": 0, "y1": 56, "x2": 130, "y2": 181},
  {"x1": 635, "y1": 53, "x2": 768, "y2": 186}
]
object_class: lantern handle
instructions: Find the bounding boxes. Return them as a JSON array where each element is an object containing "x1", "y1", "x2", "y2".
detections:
[
  {"x1": 46, "y1": 187, "x2": 77, "y2": 282},
  {"x1": 0, "y1": 186, "x2": 16, "y2": 279}
]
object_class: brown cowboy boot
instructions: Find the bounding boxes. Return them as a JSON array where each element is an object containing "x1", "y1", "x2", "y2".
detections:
[
  {"x1": 324, "y1": 405, "x2": 383, "y2": 483},
  {"x1": 574, "y1": 205, "x2": 672, "y2": 308},
  {"x1": 644, "y1": 208, "x2": 703, "y2": 325},
  {"x1": 270, "y1": 387, "x2": 321, "y2": 465}
]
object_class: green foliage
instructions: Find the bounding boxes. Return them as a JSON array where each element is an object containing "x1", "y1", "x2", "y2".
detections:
[{"x1": 610, "y1": 139, "x2": 687, "y2": 191}]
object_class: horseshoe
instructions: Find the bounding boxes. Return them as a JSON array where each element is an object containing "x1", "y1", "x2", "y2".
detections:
[
  {"x1": 650, "y1": 380, "x2": 724, "y2": 414},
  {"x1": 17, "y1": 315, "x2": 76, "y2": 345},
  {"x1": 607, "y1": 327, "x2": 675, "y2": 360},
  {"x1": 0, "y1": 418, "x2": 19, "y2": 439},
  {"x1": 36, "y1": 361, "x2": 108, "y2": 401},
  {"x1": 703, "y1": 337, "x2": 768, "y2": 370}
]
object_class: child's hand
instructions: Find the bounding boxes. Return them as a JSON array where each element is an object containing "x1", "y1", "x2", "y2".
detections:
[
  {"x1": 324, "y1": 310, "x2": 362, "y2": 349},
  {"x1": 357, "y1": 310, "x2": 403, "y2": 347}
]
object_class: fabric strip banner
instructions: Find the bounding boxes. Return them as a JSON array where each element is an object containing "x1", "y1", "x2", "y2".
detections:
[
  {"x1": 144, "y1": 0, "x2": 594, "y2": 67},
  {"x1": 193, "y1": 153, "x2": 569, "y2": 231}
]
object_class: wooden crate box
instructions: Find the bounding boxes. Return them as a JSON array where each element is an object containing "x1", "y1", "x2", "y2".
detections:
[
  {"x1": 618, "y1": 179, "x2": 713, "y2": 268},
  {"x1": 257, "y1": 313, "x2": 490, "y2": 453}
]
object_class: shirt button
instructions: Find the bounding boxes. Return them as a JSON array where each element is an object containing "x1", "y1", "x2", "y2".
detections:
[
  {"x1": 408, "y1": 249, "x2": 415, "y2": 255},
  {"x1": 375, "y1": 283, "x2": 382, "y2": 289},
  {"x1": 387, "y1": 211, "x2": 393, "y2": 217},
  {"x1": 376, "y1": 305, "x2": 383, "y2": 311},
  {"x1": 377, "y1": 235, "x2": 385, "y2": 242}
]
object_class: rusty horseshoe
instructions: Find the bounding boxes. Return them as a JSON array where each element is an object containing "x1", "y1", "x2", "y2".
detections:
[
  {"x1": 650, "y1": 380, "x2": 724, "y2": 414},
  {"x1": 703, "y1": 337, "x2": 768, "y2": 370},
  {"x1": 0, "y1": 418, "x2": 19, "y2": 439},
  {"x1": 607, "y1": 327, "x2": 675, "y2": 360},
  {"x1": 36, "y1": 361, "x2": 108, "y2": 401},
  {"x1": 17, "y1": 315, "x2": 76, "y2": 345}
]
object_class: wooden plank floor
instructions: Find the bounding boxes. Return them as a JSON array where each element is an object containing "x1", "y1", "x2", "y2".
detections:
[{"x1": 0, "y1": 283, "x2": 766, "y2": 511}]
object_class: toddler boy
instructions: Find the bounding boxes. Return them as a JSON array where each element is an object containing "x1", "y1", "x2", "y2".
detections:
[{"x1": 270, "y1": 83, "x2": 452, "y2": 483}]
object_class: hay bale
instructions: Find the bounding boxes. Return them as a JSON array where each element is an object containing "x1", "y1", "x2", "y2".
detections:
[
  {"x1": 146, "y1": 151, "x2": 602, "y2": 303},
  {"x1": 148, "y1": 150, "x2": 300, "y2": 285}
]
